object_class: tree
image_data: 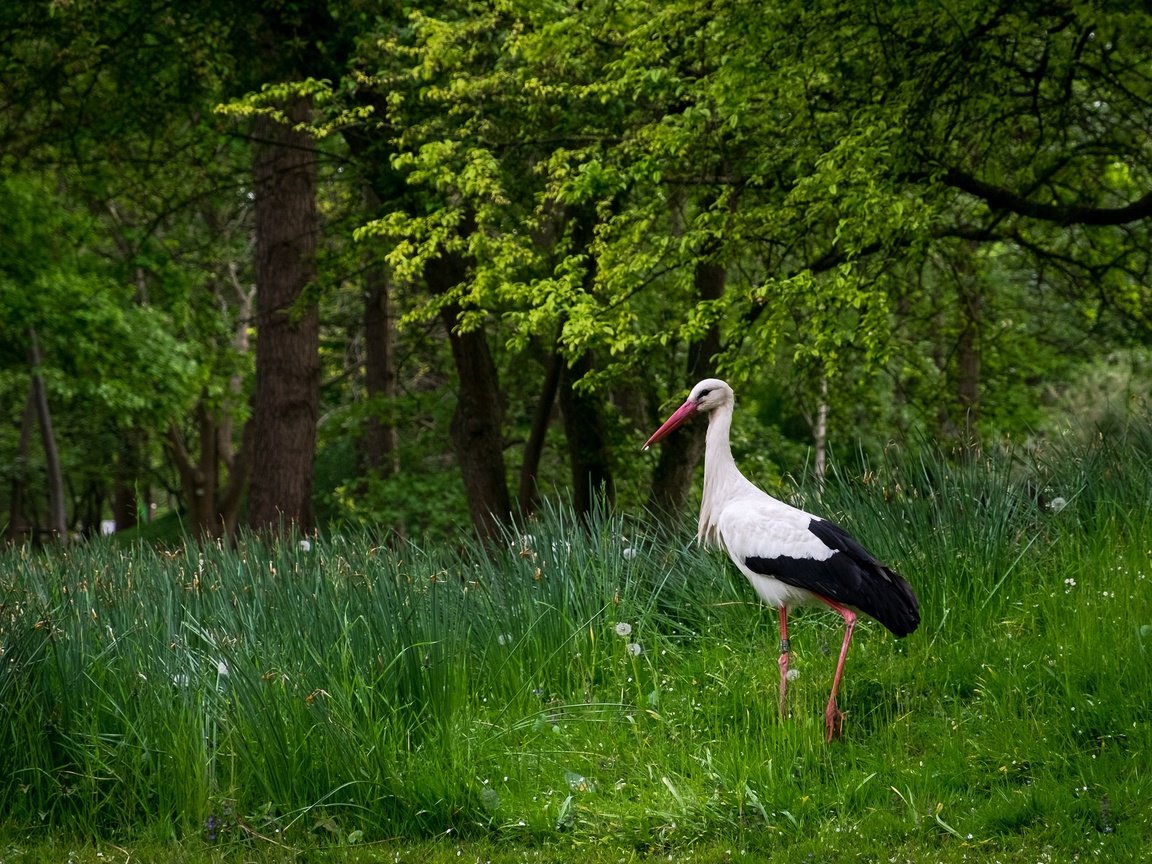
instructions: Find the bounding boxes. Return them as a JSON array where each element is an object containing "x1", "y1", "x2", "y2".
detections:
[
  {"x1": 359, "y1": 192, "x2": 400, "y2": 480},
  {"x1": 5, "y1": 0, "x2": 1150, "y2": 541},
  {"x1": 246, "y1": 93, "x2": 322, "y2": 532},
  {"x1": 0, "y1": 0, "x2": 265, "y2": 538},
  {"x1": 425, "y1": 250, "x2": 513, "y2": 540},
  {"x1": 24, "y1": 328, "x2": 66, "y2": 541},
  {"x1": 0, "y1": 174, "x2": 198, "y2": 539},
  {"x1": 368, "y1": 0, "x2": 1152, "y2": 499}
]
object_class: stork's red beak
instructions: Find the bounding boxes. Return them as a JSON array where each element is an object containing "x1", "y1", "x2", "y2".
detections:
[{"x1": 642, "y1": 399, "x2": 697, "y2": 450}]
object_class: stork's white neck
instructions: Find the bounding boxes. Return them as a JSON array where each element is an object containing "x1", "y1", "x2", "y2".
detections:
[{"x1": 697, "y1": 401, "x2": 751, "y2": 546}]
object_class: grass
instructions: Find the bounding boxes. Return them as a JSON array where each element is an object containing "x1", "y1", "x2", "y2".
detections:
[{"x1": 2, "y1": 423, "x2": 1151, "y2": 862}]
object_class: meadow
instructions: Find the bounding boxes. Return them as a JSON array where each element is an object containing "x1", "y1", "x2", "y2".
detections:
[{"x1": 2, "y1": 425, "x2": 1150, "y2": 863}]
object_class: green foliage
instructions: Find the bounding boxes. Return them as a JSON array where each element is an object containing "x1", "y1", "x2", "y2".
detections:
[
  {"x1": 0, "y1": 174, "x2": 203, "y2": 526},
  {"x1": 5, "y1": 0, "x2": 1152, "y2": 546},
  {"x1": 316, "y1": 390, "x2": 471, "y2": 544},
  {"x1": 3, "y1": 426, "x2": 1151, "y2": 859},
  {"x1": 345, "y1": 0, "x2": 1151, "y2": 456}
]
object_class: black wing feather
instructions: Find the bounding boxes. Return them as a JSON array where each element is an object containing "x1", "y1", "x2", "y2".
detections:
[{"x1": 745, "y1": 518, "x2": 920, "y2": 637}]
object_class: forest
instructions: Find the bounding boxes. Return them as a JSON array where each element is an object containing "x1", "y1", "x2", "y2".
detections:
[
  {"x1": 4, "y1": 4, "x2": 1152, "y2": 861},
  {"x1": 2, "y1": 0, "x2": 1150, "y2": 542}
]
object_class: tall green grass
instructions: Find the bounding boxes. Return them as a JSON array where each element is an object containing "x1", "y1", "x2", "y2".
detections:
[{"x1": 2, "y1": 424, "x2": 1150, "y2": 859}]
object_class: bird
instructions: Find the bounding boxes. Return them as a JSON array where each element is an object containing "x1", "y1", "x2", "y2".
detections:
[{"x1": 643, "y1": 378, "x2": 919, "y2": 741}]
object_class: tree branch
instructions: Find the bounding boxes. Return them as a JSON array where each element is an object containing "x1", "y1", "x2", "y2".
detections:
[{"x1": 944, "y1": 168, "x2": 1152, "y2": 226}]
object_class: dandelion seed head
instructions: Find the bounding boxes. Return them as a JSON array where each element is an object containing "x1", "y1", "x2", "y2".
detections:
[
  {"x1": 614, "y1": 622, "x2": 633, "y2": 637},
  {"x1": 622, "y1": 547, "x2": 637, "y2": 560},
  {"x1": 298, "y1": 539, "x2": 312, "y2": 552},
  {"x1": 786, "y1": 668, "x2": 801, "y2": 681},
  {"x1": 1049, "y1": 497, "x2": 1067, "y2": 513},
  {"x1": 627, "y1": 642, "x2": 643, "y2": 656}
]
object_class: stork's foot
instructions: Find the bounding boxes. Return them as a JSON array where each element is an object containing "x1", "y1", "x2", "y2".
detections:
[{"x1": 824, "y1": 704, "x2": 845, "y2": 742}]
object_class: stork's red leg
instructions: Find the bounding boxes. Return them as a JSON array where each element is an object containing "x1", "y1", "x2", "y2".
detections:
[
  {"x1": 777, "y1": 605, "x2": 790, "y2": 716},
  {"x1": 816, "y1": 596, "x2": 857, "y2": 741}
]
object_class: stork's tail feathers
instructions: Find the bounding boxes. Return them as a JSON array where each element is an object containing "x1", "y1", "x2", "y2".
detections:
[{"x1": 869, "y1": 564, "x2": 920, "y2": 637}]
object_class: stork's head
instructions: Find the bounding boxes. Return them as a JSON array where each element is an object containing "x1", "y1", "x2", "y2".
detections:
[{"x1": 642, "y1": 378, "x2": 734, "y2": 450}]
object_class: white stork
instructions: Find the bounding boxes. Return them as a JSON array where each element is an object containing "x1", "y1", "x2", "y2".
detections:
[{"x1": 644, "y1": 378, "x2": 919, "y2": 741}]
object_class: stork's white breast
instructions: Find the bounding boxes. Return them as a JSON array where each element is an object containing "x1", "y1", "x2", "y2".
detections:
[{"x1": 713, "y1": 491, "x2": 834, "y2": 609}]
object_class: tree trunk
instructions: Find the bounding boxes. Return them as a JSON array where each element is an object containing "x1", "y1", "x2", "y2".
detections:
[
  {"x1": 813, "y1": 372, "x2": 829, "y2": 494},
  {"x1": 517, "y1": 347, "x2": 562, "y2": 516},
  {"x1": 956, "y1": 282, "x2": 982, "y2": 432},
  {"x1": 218, "y1": 418, "x2": 253, "y2": 539},
  {"x1": 219, "y1": 260, "x2": 254, "y2": 475},
  {"x1": 247, "y1": 94, "x2": 320, "y2": 533},
  {"x1": 76, "y1": 480, "x2": 104, "y2": 537},
  {"x1": 932, "y1": 285, "x2": 956, "y2": 441},
  {"x1": 557, "y1": 351, "x2": 614, "y2": 518},
  {"x1": 934, "y1": 243, "x2": 982, "y2": 446},
  {"x1": 7, "y1": 389, "x2": 36, "y2": 543},
  {"x1": 219, "y1": 264, "x2": 255, "y2": 537},
  {"x1": 28, "y1": 328, "x2": 67, "y2": 542},
  {"x1": 425, "y1": 253, "x2": 512, "y2": 542},
  {"x1": 112, "y1": 430, "x2": 141, "y2": 532},
  {"x1": 361, "y1": 253, "x2": 399, "y2": 479},
  {"x1": 167, "y1": 400, "x2": 224, "y2": 537},
  {"x1": 165, "y1": 267, "x2": 253, "y2": 541},
  {"x1": 555, "y1": 208, "x2": 616, "y2": 519},
  {"x1": 648, "y1": 260, "x2": 726, "y2": 517}
]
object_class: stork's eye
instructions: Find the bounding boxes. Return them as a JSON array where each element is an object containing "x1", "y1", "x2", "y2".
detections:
[{"x1": 697, "y1": 388, "x2": 712, "y2": 399}]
